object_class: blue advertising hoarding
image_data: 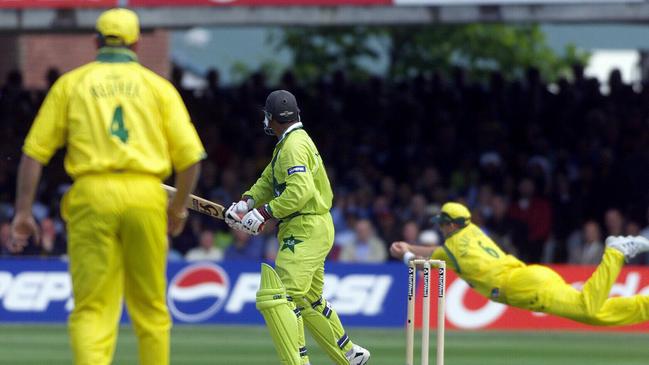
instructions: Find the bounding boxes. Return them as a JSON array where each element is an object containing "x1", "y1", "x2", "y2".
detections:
[{"x1": 0, "y1": 259, "x2": 408, "y2": 327}]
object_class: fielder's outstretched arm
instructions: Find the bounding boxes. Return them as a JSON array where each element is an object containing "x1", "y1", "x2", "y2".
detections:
[{"x1": 390, "y1": 241, "x2": 439, "y2": 263}]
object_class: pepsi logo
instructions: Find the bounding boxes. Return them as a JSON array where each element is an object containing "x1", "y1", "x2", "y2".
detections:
[{"x1": 167, "y1": 263, "x2": 230, "y2": 322}]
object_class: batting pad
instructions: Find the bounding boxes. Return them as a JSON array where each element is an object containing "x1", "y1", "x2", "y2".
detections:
[
  {"x1": 300, "y1": 296, "x2": 353, "y2": 364},
  {"x1": 256, "y1": 264, "x2": 301, "y2": 365}
]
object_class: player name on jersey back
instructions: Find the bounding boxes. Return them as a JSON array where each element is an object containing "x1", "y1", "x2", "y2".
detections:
[{"x1": 90, "y1": 79, "x2": 140, "y2": 99}]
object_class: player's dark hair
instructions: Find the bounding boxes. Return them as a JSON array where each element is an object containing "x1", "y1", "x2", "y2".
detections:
[
  {"x1": 96, "y1": 33, "x2": 129, "y2": 48},
  {"x1": 439, "y1": 212, "x2": 469, "y2": 227}
]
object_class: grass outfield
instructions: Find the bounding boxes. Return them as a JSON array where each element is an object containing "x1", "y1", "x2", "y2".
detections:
[{"x1": 0, "y1": 325, "x2": 647, "y2": 365}]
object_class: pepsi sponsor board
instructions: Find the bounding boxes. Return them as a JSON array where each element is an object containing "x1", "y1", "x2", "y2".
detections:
[
  {"x1": 3, "y1": 259, "x2": 649, "y2": 331},
  {"x1": 0, "y1": 259, "x2": 71, "y2": 322},
  {"x1": 0, "y1": 259, "x2": 406, "y2": 327}
]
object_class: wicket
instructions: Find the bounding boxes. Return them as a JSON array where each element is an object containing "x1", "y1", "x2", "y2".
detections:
[{"x1": 406, "y1": 259, "x2": 446, "y2": 365}]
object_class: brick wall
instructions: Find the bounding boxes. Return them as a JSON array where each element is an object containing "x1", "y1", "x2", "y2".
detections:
[
  {"x1": 19, "y1": 29, "x2": 169, "y2": 90},
  {"x1": 0, "y1": 35, "x2": 21, "y2": 82}
]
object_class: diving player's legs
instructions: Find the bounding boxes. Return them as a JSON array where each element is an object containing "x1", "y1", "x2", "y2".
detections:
[
  {"x1": 506, "y1": 236, "x2": 649, "y2": 325},
  {"x1": 538, "y1": 247, "x2": 624, "y2": 323},
  {"x1": 591, "y1": 295, "x2": 649, "y2": 325},
  {"x1": 579, "y1": 236, "x2": 649, "y2": 325}
]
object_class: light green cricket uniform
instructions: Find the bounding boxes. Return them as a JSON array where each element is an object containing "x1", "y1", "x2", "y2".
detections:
[{"x1": 245, "y1": 123, "x2": 354, "y2": 364}]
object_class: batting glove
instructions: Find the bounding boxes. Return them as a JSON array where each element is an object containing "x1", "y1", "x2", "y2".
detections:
[
  {"x1": 225, "y1": 198, "x2": 254, "y2": 231},
  {"x1": 241, "y1": 205, "x2": 273, "y2": 235}
]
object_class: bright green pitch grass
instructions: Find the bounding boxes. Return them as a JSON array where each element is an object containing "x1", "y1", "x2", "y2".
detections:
[{"x1": 0, "y1": 325, "x2": 647, "y2": 365}]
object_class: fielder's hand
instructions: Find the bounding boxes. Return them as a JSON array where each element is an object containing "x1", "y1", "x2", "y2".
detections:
[
  {"x1": 241, "y1": 205, "x2": 273, "y2": 235},
  {"x1": 9, "y1": 212, "x2": 40, "y2": 253},
  {"x1": 390, "y1": 241, "x2": 411, "y2": 260},
  {"x1": 167, "y1": 207, "x2": 189, "y2": 237}
]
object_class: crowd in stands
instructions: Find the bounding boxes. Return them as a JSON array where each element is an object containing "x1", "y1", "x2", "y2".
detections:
[{"x1": 1, "y1": 63, "x2": 649, "y2": 266}]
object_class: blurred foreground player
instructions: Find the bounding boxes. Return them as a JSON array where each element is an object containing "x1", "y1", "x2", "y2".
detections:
[
  {"x1": 391, "y1": 202, "x2": 649, "y2": 326},
  {"x1": 10, "y1": 8, "x2": 205, "y2": 365},
  {"x1": 225, "y1": 90, "x2": 370, "y2": 365}
]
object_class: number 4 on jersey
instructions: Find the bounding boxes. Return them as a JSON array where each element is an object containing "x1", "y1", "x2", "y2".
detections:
[{"x1": 110, "y1": 105, "x2": 129, "y2": 143}]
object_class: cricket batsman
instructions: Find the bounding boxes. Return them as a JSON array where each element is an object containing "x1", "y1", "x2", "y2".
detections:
[
  {"x1": 10, "y1": 9, "x2": 205, "y2": 365},
  {"x1": 225, "y1": 90, "x2": 370, "y2": 365},
  {"x1": 391, "y1": 202, "x2": 649, "y2": 326}
]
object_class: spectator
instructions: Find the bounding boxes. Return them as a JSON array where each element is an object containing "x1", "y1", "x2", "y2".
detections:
[
  {"x1": 626, "y1": 221, "x2": 641, "y2": 237},
  {"x1": 333, "y1": 213, "x2": 357, "y2": 253},
  {"x1": 210, "y1": 167, "x2": 240, "y2": 205},
  {"x1": 375, "y1": 212, "x2": 400, "y2": 250},
  {"x1": 626, "y1": 221, "x2": 644, "y2": 265},
  {"x1": 405, "y1": 194, "x2": 430, "y2": 228},
  {"x1": 509, "y1": 178, "x2": 552, "y2": 263},
  {"x1": 34, "y1": 67, "x2": 61, "y2": 107},
  {"x1": 478, "y1": 152, "x2": 504, "y2": 188},
  {"x1": 577, "y1": 221, "x2": 604, "y2": 265},
  {"x1": 330, "y1": 194, "x2": 349, "y2": 234},
  {"x1": 263, "y1": 234, "x2": 279, "y2": 261},
  {"x1": 401, "y1": 221, "x2": 420, "y2": 245},
  {"x1": 201, "y1": 68, "x2": 229, "y2": 124},
  {"x1": 638, "y1": 207, "x2": 649, "y2": 265},
  {"x1": 170, "y1": 217, "x2": 201, "y2": 255},
  {"x1": 551, "y1": 173, "x2": 581, "y2": 263},
  {"x1": 3, "y1": 63, "x2": 649, "y2": 265},
  {"x1": 604, "y1": 208, "x2": 625, "y2": 237},
  {"x1": 339, "y1": 219, "x2": 387, "y2": 263},
  {"x1": 224, "y1": 229, "x2": 264, "y2": 260},
  {"x1": 185, "y1": 230, "x2": 223, "y2": 262},
  {"x1": 418, "y1": 229, "x2": 440, "y2": 246},
  {"x1": 474, "y1": 184, "x2": 495, "y2": 223},
  {"x1": 40, "y1": 217, "x2": 66, "y2": 257},
  {"x1": 0, "y1": 221, "x2": 11, "y2": 255},
  {"x1": 486, "y1": 195, "x2": 526, "y2": 257},
  {"x1": 167, "y1": 245, "x2": 184, "y2": 262},
  {"x1": 0, "y1": 70, "x2": 33, "y2": 130}
]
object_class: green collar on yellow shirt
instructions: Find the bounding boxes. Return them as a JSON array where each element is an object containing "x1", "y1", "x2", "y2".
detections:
[
  {"x1": 440, "y1": 224, "x2": 469, "y2": 274},
  {"x1": 96, "y1": 47, "x2": 138, "y2": 63}
]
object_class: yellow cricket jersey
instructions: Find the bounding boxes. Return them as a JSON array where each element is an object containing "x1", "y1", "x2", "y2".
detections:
[
  {"x1": 432, "y1": 223, "x2": 525, "y2": 300},
  {"x1": 23, "y1": 47, "x2": 205, "y2": 179}
]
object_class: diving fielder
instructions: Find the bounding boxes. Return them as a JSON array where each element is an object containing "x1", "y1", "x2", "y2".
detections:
[
  {"x1": 391, "y1": 202, "x2": 649, "y2": 326},
  {"x1": 225, "y1": 90, "x2": 370, "y2": 365},
  {"x1": 10, "y1": 9, "x2": 205, "y2": 365}
]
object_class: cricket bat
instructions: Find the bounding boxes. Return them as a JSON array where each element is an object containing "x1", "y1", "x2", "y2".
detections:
[{"x1": 162, "y1": 184, "x2": 225, "y2": 220}]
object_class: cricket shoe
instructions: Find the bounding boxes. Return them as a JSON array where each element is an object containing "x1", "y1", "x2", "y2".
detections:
[
  {"x1": 605, "y1": 235, "x2": 649, "y2": 260},
  {"x1": 345, "y1": 344, "x2": 370, "y2": 365}
]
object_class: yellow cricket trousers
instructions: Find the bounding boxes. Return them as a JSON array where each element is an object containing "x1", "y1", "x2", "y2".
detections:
[
  {"x1": 63, "y1": 173, "x2": 170, "y2": 365},
  {"x1": 503, "y1": 248, "x2": 649, "y2": 326}
]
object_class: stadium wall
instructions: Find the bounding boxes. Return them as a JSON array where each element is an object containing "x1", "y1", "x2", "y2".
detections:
[{"x1": 0, "y1": 30, "x2": 169, "y2": 89}]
